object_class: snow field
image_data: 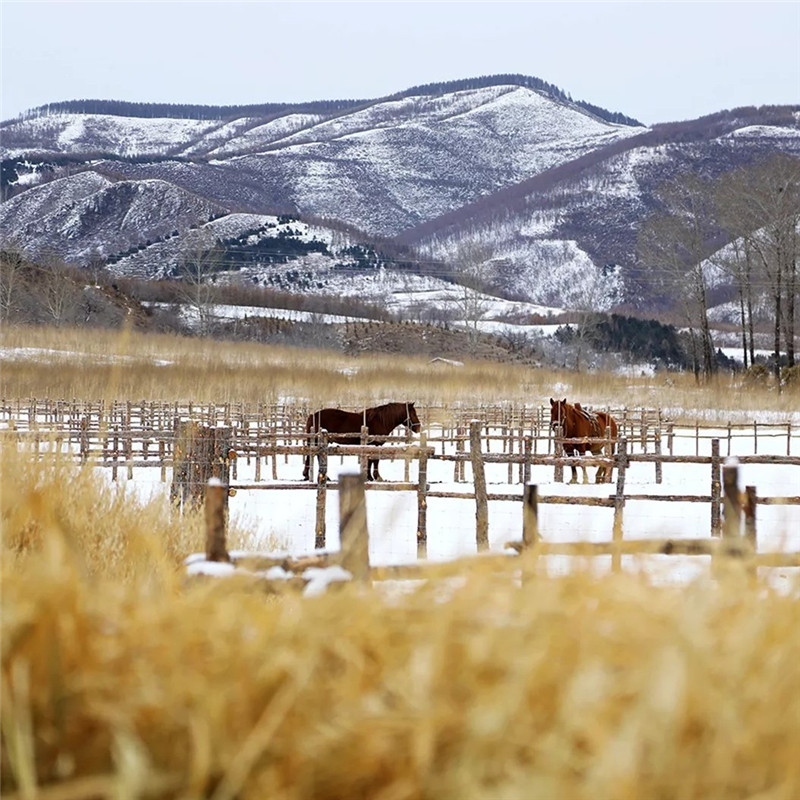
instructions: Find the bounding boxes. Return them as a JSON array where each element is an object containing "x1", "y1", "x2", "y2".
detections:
[{"x1": 105, "y1": 422, "x2": 799, "y2": 589}]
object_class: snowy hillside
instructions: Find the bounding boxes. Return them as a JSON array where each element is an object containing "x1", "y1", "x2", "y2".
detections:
[
  {"x1": 2, "y1": 76, "x2": 799, "y2": 320},
  {"x1": 0, "y1": 172, "x2": 226, "y2": 262},
  {"x1": 0, "y1": 113, "x2": 219, "y2": 159}
]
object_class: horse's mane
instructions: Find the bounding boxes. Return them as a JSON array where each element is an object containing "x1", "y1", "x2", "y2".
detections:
[{"x1": 365, "y1": 402, "x2": 402, "y2": 427}]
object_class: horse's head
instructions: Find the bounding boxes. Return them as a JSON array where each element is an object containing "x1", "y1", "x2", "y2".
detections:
[
  {"x1": 549, "y1": 397, "x2": 569, "y2": 430},
  {"x1": 405, "y1": 402, "x2": 422, "y2": 433}
]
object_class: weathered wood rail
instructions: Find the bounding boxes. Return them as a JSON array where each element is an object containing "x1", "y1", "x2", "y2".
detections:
[
  {"x1": 3, "y1": 398, "x2": 797, "y2": 458},
  {"x1": 4, "y1": 401, "x2": 799, "y2": 560},
  {"x1": 3, "y1": 400, "x2": 797, "y2": 475},
  {"x1": 189, "y1": 459, "x2": 800, "y2": 594}
]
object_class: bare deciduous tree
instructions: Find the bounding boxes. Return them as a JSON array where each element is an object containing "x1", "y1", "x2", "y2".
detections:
[
  {"x1": 638, "y1": 174, "x2": 719, "y2": 380},
  {"x1": 450, "y1": 243, "x2": 495, "y2": 353},
  {"x1": 38, "y1": 253, "x2": 82, "y2": 326},
  {"x1": 0, "y1": 241, "x2": 28, "y2": 323},
  {"x1": 715, "y1": 154, "x2": 800, "y2": 383},
  {"x1": 177, "y1": 229, "x2": 224, "y2": 334}
]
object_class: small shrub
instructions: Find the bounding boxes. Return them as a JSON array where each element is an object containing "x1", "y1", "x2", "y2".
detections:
[
  {"x1": 743, "y1": 363, "x2": 771, "y2": 386},
  {"x1": 781, "y1": 364, "x2": 800, "y2": 388}
]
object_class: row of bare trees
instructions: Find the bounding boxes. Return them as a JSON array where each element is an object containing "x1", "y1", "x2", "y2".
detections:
[
  {"x1": 638, "y1": 153, "x2": 799, "y2": 383},
  {"x1": 0, "y1": 248, "x2": 99, "y2": 326}
]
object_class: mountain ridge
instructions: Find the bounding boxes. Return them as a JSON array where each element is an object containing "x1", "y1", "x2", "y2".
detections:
[
  {"x1": 2, "y1": 75, "x2": 799, "y2": 320},
  {"x1": 4, "y1": 73, "x2": 643, "y2": 127}
]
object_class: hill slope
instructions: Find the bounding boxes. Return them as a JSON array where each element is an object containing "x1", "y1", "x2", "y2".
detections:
[{"x1": 2, "y1": 76, "x2": 799, "y2": 316}]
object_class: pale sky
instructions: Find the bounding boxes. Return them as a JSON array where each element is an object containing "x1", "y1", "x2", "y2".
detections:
[{"x1": 1, "y1": 1, "x2": 798, "y2": 127}]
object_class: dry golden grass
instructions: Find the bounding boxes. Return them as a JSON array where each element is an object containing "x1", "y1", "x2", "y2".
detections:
[
  {"x1": 2, "y1": 441, "x2": 800, "y2": 799},
  {"x1": 1, "y1": 323, "x2": 798, "y2": 421}
]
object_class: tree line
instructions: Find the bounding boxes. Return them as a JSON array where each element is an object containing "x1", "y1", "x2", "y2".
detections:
[{"x1": 637, "y1": 152, "x2": 799, "y2": 385}]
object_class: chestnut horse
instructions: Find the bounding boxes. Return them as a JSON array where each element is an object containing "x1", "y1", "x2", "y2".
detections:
[
  {"x1": 549, "y1": 398, "x2": 618, "y2": 483},
  {"x1": 303, "y1": 401, "x2": 421, "y2": 481}
]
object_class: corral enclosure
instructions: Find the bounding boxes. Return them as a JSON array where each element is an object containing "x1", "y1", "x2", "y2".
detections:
[{"x1": 5, "y1": 398, "x2": 799, "y2": 585}]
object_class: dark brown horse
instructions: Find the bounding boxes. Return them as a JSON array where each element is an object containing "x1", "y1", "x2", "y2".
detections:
[
  {"x1": 303, "y1": 401, "x2": 421, "y2": 481},
  {"x1": 549, "y1": 398, "x2": 618, "y2": 484}
]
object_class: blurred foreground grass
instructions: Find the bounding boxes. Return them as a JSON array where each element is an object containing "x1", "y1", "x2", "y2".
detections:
[{"x1": 2, "y1": 443, "x2": 800, "y2": 799}]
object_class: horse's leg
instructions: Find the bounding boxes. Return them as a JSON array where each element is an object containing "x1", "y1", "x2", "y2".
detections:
[
  {"x1": 581, "y1": 461, "x2": 589, "y2": 484},
  {"x1": 565, "y1": 448, "x2": 577, "y2": 483},
  {"x1": 596, "y1": 444, "x2": 611, "y2": 483},
  {"x1": 591, "y1": 447, "x2": 602, "y2": 483},
  {"x1": 370, "y1": 458, "x2": 382, "y2": 481},
  {"x1": 596, "y1": 451, "x2": 608, "y2": 483}
]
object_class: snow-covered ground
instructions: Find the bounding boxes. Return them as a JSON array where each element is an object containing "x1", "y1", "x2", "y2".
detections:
[{"x1": 101, "y1": 420, "x2": 799, "y2": 591}]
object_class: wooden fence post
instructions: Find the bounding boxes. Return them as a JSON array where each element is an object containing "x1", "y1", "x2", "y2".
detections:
[
  {"x1": 112, "y1": 428, "x2": 119, "y2": 481},
  {"x1": 417, "y1": 432, "x2": 428, "y2": 559},
  {"x1": 360, "y1": 424, "x2": 369, "y2": 479},
  {"x1": 80, "y1": 416, "x2": 89, "y2": 464},
  {"x1": 711, "y1": 438, "x2": 721, "y2": 537},
  {"x1": 523, "y1": 436, "x2": 532, "y2": 486},
  {"x1": 125, "y1": 430, "x2": 134, "y2": 480},
  {"x1": 611, "y1": 438, "x2": 628, "y2": 572},
  {"x1": 171, "y1": 419, "x2": 195, "y2": 507},
  {"x1": 654, "y1": 429, "x2": 662, "y2": 484},
  {"x1": 553, "y1": 423, "x2": 564, "y2": 483},
  {"x1": 405, "y1": 426, "x2": 412, "y2": 483},
  {"x1": 171, "y1": 421, "x2": 234, "y2": 512},
  {"x1": 455, "y1": 424, "x2": 465, "y2": 482},
  {"x1": 338, "y1": 471, "x2": 370, "y2": 582},
  {"x1": 743, "y1": 485, "x2": 757, "y2": 550},
  {"x1": 205, "y1": 478, "x2": 230, "y2": 562},
  {"x1": 271, "y1": 419, "x2": 280, "y2": 479},
  {"x1": 640, "y1": 407, "x2": 648, "y2": 452},
  {"x1": 254, "y1": 427, "x2": 262, "y2": 482},
  {"x1": 470, "y1": 420, "x2": 489, "y2": 552},
  {"x1": 522, "y1": 484, "x2": 539, "y2": 549},
  {"x1": 315, "y1": 430, "x2": 329, "y2": 550},
  {"x1": 159, "y1": 440, "x2": 166, "y2": 483},
  {"x1": 715, "y1": 458, "x2": 755, "y2": 578},
  {"x1": 722, "y1": 458, "x2": 741, "y2": 540}
]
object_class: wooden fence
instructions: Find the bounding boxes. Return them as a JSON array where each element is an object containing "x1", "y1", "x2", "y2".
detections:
[
  {"x1": 4, "y1": 401, "x2": 799, "y2": 565},
  {"x1": 3, "y1": 398, "x2": 797, "y2": 459},
  {"x1": 191, "y1": 458, "x2": 798, "y2": 594}
]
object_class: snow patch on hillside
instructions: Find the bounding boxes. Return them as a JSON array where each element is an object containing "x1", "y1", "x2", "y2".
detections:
[
  {"x1": 204, "y1": 113, "x2": 325, "y2": 157},
  {"x1": 2, "y1": 113, "x2": 219, "y2": 158},
  {"x1": 723, "y1": 125, "x2": 800, "y2": 140}
]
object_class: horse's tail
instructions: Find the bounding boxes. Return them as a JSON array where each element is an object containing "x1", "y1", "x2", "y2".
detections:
[{"x1": 601, "y1": 413, "x2": 619, "y2": 454}]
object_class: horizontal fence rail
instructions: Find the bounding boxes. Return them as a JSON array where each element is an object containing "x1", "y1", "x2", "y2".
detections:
[
  {"x1": 4, "y1": 400, "x2": 799, "y2": 569},
  {"x1": 187, "y1": 462, "x2": 800, "y2": 594}
]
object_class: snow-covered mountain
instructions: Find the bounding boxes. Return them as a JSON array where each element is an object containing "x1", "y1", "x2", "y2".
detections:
[{"x1": 2, "y1": 75, "x2": 799, "y2": 315}]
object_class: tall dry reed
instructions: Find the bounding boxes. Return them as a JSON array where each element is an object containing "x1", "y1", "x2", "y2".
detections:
[{"x1": 2, "y1": 323, "x2": 798, "y2": 420}]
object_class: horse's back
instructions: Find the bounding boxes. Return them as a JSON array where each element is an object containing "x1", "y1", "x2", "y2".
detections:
[
  {"x1": 307, "y1": 408, "x2": 363, "y2": 434},
  {"x1": 597, "y1": 411, "x2": 619, "y2": 438}
]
